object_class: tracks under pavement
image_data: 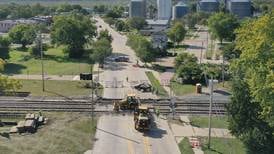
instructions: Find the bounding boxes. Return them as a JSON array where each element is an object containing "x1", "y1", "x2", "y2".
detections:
[{"x1": 0, "y1": 96, "x2": 229, "y2": 116}]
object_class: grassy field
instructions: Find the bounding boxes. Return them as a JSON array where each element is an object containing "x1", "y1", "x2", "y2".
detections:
[
  {"x1": 0, "y1": 112, "x2": 97, "y2": 154},
  {"x1": 171, "y1": 81, "x2": 196, "y2": 96},
  {"x1": 201, "y1": 137, "x2": 246, "y2": 154},
  {"x1": 178, "y1": 137, "x2": 194, "y2": 154},
  {"x1": 217, "y1": 81, "x2": 232, "y2": 91},
  {"x1": 4, "y1": 47, "x2": 92, "y2": 75},
  {"x1": 189, "y1": 116, "x2": 229, "y2": 129},
  {"x1": 18, "y1": 79, "x2": 103, "y2": 97},
  {"x1": 145, "y1": 71, "x2": 168, "y2": 97}
]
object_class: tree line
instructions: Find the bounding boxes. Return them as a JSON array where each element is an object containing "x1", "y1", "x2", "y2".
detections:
[{"x1": 0, "y1": 3, "x2": 89, "y2": 20}]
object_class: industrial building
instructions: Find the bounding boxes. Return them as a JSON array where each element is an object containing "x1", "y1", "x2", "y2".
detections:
[
  {"x1": 157, "y1": 0, "x2": 172, "y2": 20},
  {"x1": 0, "y1": 19, "x2": 38, "y2": 33},
  {"x1": 197, "y1": 0, "x2": 219, "y2": 13},
  {"x1": 172, "y1": 2, "x2": 188, "y2": 20},
  {"x1": 140, "y1": 19, "x2": 169, "y2": 35},
  {"x1": 226, "y1": 0, "x2": 252, "y2": 18},
  {"x1": 129, "y1": 0, "x2": 146, "y2": 18}
]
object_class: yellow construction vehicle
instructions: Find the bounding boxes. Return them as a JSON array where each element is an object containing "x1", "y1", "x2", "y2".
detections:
[
  {"x1": 113, "y1": 93, "x2": 140, "y2": 111},
  {"x1": 134, "y1": 105, "x2": 153, "y2": 131}
]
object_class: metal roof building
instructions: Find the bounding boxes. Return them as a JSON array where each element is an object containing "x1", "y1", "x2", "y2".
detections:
[
  {"x1": 197, "y1": 0, "x2": 219, "y2": 13},
  {"x1": 157, "y1": 0, "x2": 172, "y2": 20},
  {"x1": 129, "y1": 0, "x2": 146, "y2": 18},
  {"x1": 226, "y1": 0, "x2": 252, "y2": 19},
  {"x1": 172, "y1": 2, "x2": 188, "y2": 20}
]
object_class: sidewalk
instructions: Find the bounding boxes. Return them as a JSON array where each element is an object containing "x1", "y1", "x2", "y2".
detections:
[
  {"x1": 171, "y1": 116, "x2": 233, "y2": 140},
  {"x1": 170, "y1": 116, "x2": 233, "y2": 154}
]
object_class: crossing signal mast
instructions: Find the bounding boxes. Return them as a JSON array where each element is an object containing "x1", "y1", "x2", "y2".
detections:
[{"x1": 80, "y1": 72, "x2": 94, "y2": 122}]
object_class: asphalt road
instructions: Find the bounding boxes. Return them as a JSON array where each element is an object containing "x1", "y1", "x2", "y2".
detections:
[
  {"x1": 92, "y1": 114, "x2": 180, "y2": 154},
  {"x1": 94, "y1": 17, "x2": 156, "y2": 99}
]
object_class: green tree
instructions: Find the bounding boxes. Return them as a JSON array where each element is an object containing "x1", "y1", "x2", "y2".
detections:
[
  {"x1": 175, "y1": 53, "x2": 202, "y2": 83},
  {"x1": 0, "y1": 36, "x2": 11, "y2": 59},
  {"x1": 227, "y1": 11, "x2": 274, "y2": 153},
  {"x1": 222, "y1": 42, "x2": 241, "y2": 60},
  {"x1": 175, "y1": 52, "x2": 198, "y2": 69},
  {"x1": 0, "y1": 8, "x2": 9, "y2": 20},
  {"x1": 98, "y1": 29, "x2": 112, "y2": 42},
  {"x1": 184, "y1": 13, "x2": 197, "y2": 29},
  {"x1": 105, "y1": 6, "x2": 124, "y2": 18},
  {"x1": 0, "y1": 58, "x2": 22, "y2": 93},
  {"x1": 127, "y1": 33, "x2": 155, "y2": 63},
  {"x1": 208, "y1": 12, "x2": 239, "y2": 43},
  {"x1": 8, "y1": 24, "x2": 36, "y2": 48},
  {"x1": 127, "y1": 17, "x2": 147, "y2": 30},
  {"x1": 51, "y1": 14, "x2": 96, "y2": 58},
  {"x1": 90, "y1": 38, "x2": 112, "y2": 65},
  {"x1": 115, "y1": 20, "x2": 129, "y2": 32},
  {"x1": 167, "y1": 22, "x2": 187, "y2": 46},
  {"x1": 135, "y1": 38, "x2": 155, "y2": 63}
]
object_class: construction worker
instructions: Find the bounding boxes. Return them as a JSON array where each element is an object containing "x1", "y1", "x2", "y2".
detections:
[{"x1": 156, "y1": 108, "x2": 160, "y2": 118}]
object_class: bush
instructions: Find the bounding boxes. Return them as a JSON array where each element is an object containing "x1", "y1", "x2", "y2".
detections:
[{"x1": 29, "y1": 43, "x2": 48, "y2": 57}]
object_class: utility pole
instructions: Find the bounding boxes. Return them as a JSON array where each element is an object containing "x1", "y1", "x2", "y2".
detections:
[
  {"x1": 39, "y1": 32, "x2": 45, "y2": 92},
  {"x1": 200, "y1": 41, "x2": 203, "y2": 64},
  {"x1": 91, "y1": 65, "x2": 94, "y2": 124},
  {"x1": 222, "y1": 57, "x2": 225, "y2": 87},
  {"x1": 208, "y1": 77, "x2": 213, "y2": 149}
]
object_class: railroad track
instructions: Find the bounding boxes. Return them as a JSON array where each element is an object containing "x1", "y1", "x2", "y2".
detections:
[{"x1": 0, "y1": 97, "x2": 228, "y2": 115}]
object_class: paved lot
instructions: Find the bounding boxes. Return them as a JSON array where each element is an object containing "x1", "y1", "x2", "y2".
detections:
[
  {"x1": 92, "y1": 114, "x2": 180, "y2": 154},
  {"x1": 94, "y1": 17, "x2": 156, "y2": 99},
  {"x1": 183, "y1": 26, "x2": 223, "y2": 64}
]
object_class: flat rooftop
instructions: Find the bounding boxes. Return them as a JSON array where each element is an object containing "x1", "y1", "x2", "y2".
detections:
[{"x1": 146, "y1": 19, "x2": 169, "y2": 25}]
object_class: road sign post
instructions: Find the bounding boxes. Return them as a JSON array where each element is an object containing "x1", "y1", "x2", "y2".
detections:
[{"x1": 80, "y1": 72, "x2": 94, "y2": 123}]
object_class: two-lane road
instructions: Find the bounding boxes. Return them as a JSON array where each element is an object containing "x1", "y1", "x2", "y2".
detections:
[
  {"x1": 94, "y1": 17, "x2": 156, "y2": 99},
  {"x1": 92, "y1": 114, "x2": 180, "y2": 154}
]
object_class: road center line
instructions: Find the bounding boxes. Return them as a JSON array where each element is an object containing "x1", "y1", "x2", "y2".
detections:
[
  {"x1": 124, "y1": 118, "x2": 134, "y2": 154},
  {"x1": 143, "y1": 136, "x2": 151, "y2": 154}
]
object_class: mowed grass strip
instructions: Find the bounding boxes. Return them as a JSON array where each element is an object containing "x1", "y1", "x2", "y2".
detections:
[
  {"x1": 145, "y1": 71, "x2": 168, "y2": 97},
  {"x1": 178, "y1": 137, "x2": 194, "y2": 154},
  {"x1": 189, "y1": 116, "x2": 229, "y2": 129},
  {"x1": 18, "y1": 79, "x2": 92, "y2": 97},
  {"x1": 171, "y1": 81, "x2": 196, "y2": 96},
  {"x1": 4, "y1": 47, "x2": 92, "y2": 75},
  {"x1": 201, "y1": 137, "x2": 246, "y2": 154},
  {"x1": 0, "y1": 112, "x2": 97, "y2": 154}
]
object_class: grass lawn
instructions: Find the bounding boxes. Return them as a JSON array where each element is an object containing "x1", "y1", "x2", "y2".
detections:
[
  {"x1": 18, "y1": 79, "x2": 103, "y2": 97},
  {"x1": 0, "y1": 112, "x2": 97, "y2": 154},
  {"x1": 217, "y1": 81, "x2": 232, "y2": 91},
  {"x1": 201, "y1": 137, "x2": 246, "y2": 154},
  {"x1": 189, "y1": 116, "x2": 229, "y2": 129},
  {"x1": 178, "y1": 137, "x2": 194, "y2": 154},
  {"x1": 4, "y1": 47, "x2": 92, "y2": 75},
  {"x1": 145, "y1": 71, "x2": 168, "y2": 97},
  {"x1": 171, "y1": 81, "x2": 196, "y2": 96}
]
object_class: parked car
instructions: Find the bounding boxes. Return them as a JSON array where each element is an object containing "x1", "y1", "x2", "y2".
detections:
[
  {"x1": 134, "y1": 83, "x2": 152, "y2": 92},
  {"x1": 114, "y1": 56, "x2": 129, "y2": 62}
]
